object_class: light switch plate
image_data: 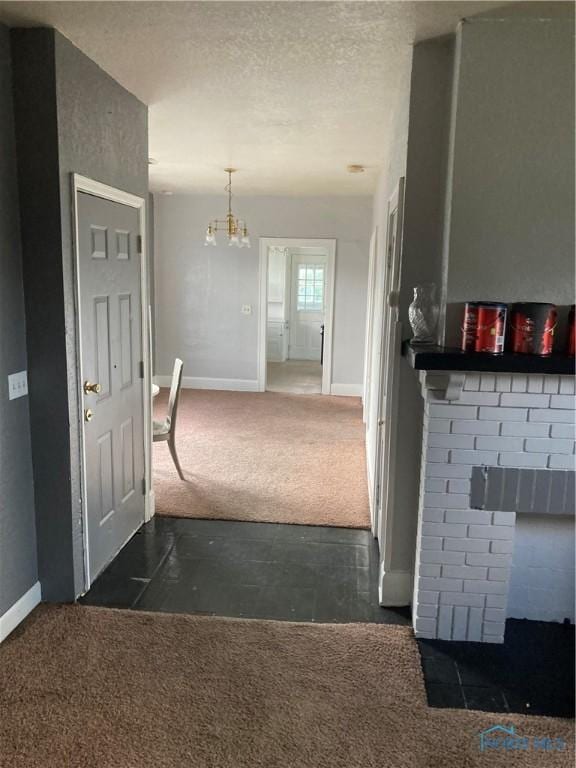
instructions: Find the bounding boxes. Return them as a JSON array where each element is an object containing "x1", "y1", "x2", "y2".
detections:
[
  {"x1": 8, "y1": 370, "x2": 28, "y2": 400},
  {"x1": 241, "y1": 304, "x2": 252, "y2": 315}
]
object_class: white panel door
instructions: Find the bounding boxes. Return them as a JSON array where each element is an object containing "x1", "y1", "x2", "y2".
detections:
[
  {"x1": 266, "y1": 321, "x2": 285, "y2": 361},
  {"x1": 288, "y1": 253, "x2": 327, "y2": 361},
  {"x1": 376, "y1": 179, "x2": 405, "y2": 551},
  {"x1": 363, "y1": 228, "x2": 378, "y2": 421},
  {"x1": 78, "y1": 191, "x2": 145, "y2": 583},
  {"x1": 266, "y1": 247, "x2": 290, "y2": 362}
]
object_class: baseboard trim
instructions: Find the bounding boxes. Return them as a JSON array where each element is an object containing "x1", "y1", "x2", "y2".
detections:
[
  {"x1": 155, "y1": 376, "x2": 259, "y2": 392},
  {"x1": 154, "y1": 376, "x2": 360, "y2": 396},
  {"x1": 330, "y1": 383, "x2": 363, "y2": 397},
  {"x1": 379, "y1": 568, "x2": 412, "y2": 607},
  {"x1": 0, "y1": 581, "x2": 41, "y2": 643}
]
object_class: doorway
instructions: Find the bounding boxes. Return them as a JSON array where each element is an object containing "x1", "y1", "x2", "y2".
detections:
[
  {"x1": 72, "y1": 175, "x2": 152, "y2": 590},
  {"x1": 258, "y1": 238, "x2": 336, "y2": 395}
]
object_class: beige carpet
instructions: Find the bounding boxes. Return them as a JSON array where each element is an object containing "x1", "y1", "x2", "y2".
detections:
[
  {"x1": 154, "y1": 389, "x2": 370, "y2": 528},
  {"x1": 0, "y1": 605, "x2": 572, "y2": 768}
]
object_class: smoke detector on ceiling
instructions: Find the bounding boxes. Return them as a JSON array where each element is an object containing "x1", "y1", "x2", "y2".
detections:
[{"x1": 347, "y1": 164, "x2": 365, "y2": 174}]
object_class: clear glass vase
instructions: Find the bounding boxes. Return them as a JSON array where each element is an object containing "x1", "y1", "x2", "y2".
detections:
[{"x1": 409, "y1": 283, "x2": 439, "y2": 346}]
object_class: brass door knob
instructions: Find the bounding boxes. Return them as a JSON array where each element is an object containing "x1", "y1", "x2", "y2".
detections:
[
  {"x1": 84, "y1": 381, "x2": 102, "y2": 395},
  {"x1": 84, "y1": 408, "x2": 94, "y2": 422}
]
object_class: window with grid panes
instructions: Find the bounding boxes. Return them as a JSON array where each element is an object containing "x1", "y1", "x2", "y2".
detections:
[{"x1": 296, "y1": 264, "x2": 325, "y2": 312}]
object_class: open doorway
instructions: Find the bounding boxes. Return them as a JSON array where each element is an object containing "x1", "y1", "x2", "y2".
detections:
[{"x1": 258, "y1": 238, "x2": 335, "y2": 395}]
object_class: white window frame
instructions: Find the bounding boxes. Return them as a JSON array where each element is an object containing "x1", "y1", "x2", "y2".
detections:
[{"x1": 296, "y1": 263, "x2": 326, "y2": 313}]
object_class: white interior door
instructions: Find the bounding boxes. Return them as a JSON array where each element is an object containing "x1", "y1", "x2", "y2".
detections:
[
  {"x1": 282, "y1": 251, "x2": 291, "y2": 359},
  {"x1": 266, "y1": 247, "x2": 289, "y2": 362},
  {"x1": 266, "y1": 321, "x2": 285, "y2": 361},
  {"x1": 375, "y1": 179, "x2": 405, "y2": 552},
  {"x1": 288, "y1": 253, "x2": 327, "y2": 361},
  {"x1": 363, "y1": 228, "x2": 378, "y2": 422},
  {"x1": 78, "y1": 191, "x2": 146, "y2": 583}
]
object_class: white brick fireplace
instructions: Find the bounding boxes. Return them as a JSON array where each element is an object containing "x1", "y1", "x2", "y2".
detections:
[{"x1": 412, "y1": 371, "x2": 575, "y2": 644}]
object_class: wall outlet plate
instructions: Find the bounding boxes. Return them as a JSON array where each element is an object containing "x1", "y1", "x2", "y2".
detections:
[
  {"x1": 241, "y1": 304, "x2": 252, "y2": 315},
  {"x1": 8, "y1": 370, "x2": 28, "y2": 400}
]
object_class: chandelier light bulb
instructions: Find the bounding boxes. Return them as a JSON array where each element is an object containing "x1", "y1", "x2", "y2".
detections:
[{"x1": 204, "y1": 226, "x2": 217, "y2": 246}]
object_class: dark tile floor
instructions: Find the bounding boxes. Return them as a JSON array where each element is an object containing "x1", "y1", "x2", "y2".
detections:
[
  {"x1": 418, "y1": 619, "x2": 575, "y2": 718},
  {"x1": 80, "y1": 516, "x2": 411, "y2": 626}
]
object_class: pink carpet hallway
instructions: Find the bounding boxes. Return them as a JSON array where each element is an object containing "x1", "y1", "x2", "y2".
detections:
[{"x1": 153, "y1": 389, "x2": 371, "y2": 529}]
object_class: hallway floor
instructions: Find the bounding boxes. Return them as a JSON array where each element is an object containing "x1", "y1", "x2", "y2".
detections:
[
  {"x1": 81, "y1": 516, "x2": 408, "y2": 625},
  {"x1": 153, "y1": 389, "x2": 370, "y2": 528},
  {"x1": 266, "y1": 360, "x2": 322, "y2": 394}
]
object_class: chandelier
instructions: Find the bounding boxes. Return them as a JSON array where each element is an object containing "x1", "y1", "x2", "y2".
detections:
[{"x1": 204, "y1": 168, "x2": 251, "y2": 248}]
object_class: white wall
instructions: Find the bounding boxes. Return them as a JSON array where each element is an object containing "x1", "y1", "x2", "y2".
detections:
[{"x1": 154, "y1": 194, "x2": 371, "y2": 389}]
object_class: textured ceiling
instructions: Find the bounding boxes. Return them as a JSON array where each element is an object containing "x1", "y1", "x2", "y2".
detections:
[{"x1": 0, "y1": 1, "x2": 506, "y2": 195}]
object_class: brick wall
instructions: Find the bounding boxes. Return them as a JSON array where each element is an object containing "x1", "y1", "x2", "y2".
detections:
[{"x1": 412, "y1": 372, "x2": 575, "y2": 643}]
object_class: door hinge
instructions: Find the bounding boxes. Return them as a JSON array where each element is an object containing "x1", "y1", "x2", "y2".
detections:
[
  {"x1": 137, "y1": 234, "x2": 143, "y2": 254},
  {"x1": 139, "y1": 360, "x2": 144, "y2": 379},
  {"x1": 142, "y1": 477, "x2": 147, "y2": 495}
]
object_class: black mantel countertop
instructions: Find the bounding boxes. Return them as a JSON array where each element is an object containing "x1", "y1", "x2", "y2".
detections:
[{"x1": 402, "y1": 341, "x2": 576, "y2": 376}]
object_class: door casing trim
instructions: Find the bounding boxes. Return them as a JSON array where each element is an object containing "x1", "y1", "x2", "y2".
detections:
[
  {"x1": 257, "y1": 237, "x2": 336, "y2": 395},
  {"x1": 362, "y1": 227, "x2": 378, "y2": 421},
  {"x1": 71, "y1": 174, "x2": 153, "y2": 593}
]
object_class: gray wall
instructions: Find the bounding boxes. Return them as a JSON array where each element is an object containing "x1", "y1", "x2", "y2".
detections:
[
  {"x1": 0, "y1": 25, "x2": 38, "y2": 616},
  {"x1": 370, "y1": 37, "x2": 455, "y2": 594},
  {"x1": 392, "y1": 37, "x2": 455, "y2": 575},
  {"x1": 12, "y1": 28, "x2": 148, "y2": 600},
  {"x1": 154, "y1": 194, "x2": 371, "y2": 388},
  {"x1": 443, "y1": 16, "x2": 575, "y2": 345},
  {"x1": 401, "y1": 37, "x2": 454, "y2": 338},
  {"x1": 371, "y1": 9, "x2": 574, "y2": 603}
]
